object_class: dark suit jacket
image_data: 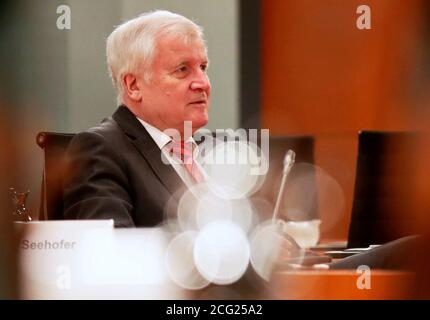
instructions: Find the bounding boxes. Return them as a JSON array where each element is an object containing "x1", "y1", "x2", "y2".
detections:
[{"x1": 62, "y1": 105, "x2": 188, "y2": 227}]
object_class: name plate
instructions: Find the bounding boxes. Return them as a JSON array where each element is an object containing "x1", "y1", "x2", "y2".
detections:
[
  {"x1": 16, "y1": 220, "x2": 113, "y2": 298},
  {"x1": 16, "y1": 220, "x2": 113, "y2": 250},
  {"x1": 16, "y1": 220, "x2": 179, "y2": 299}
]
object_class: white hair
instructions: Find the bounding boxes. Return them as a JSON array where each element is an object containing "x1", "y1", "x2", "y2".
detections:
[{"x1": 106, "y1": 10, "x2": 206, "y2": 105}]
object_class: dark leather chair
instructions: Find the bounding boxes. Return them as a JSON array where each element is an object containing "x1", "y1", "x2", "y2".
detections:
[
  {"x1": 36, "y1": 132, "x2": 75, "y2": 220},
  {"x1": 347, "y1": 130, "x2": 422, "y2": 248}
]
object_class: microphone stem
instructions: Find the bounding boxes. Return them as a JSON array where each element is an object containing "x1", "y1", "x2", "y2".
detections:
[
  {"x1": 272, "y1": 149, "x2": 295, "y2": 223},
  {"x1": 272, "y1": 166, "x2": 292, "y2": 223}
]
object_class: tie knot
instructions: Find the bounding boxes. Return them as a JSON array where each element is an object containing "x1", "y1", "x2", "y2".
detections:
[{"x1": 169, "y1": 140, "x2": 193, "y2": 164}]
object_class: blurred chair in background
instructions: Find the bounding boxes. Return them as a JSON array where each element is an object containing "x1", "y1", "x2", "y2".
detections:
[
  {"x1": 347, "y1": 130, "x2": 423, "y2": 248},
  {"x1": 36, "y1": 132, "x2": 75, "y2": 220}
]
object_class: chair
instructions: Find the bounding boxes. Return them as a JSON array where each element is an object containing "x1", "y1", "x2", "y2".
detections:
[
  {"x1": 347, "y1": 130, "x2": 422, "y2": 248},
  {"x1": 36, "y1": 132, "x2": 75, "y2": 220},
  {"x1": 194, "y1": 130, "x2": 317, "y2": 220}
]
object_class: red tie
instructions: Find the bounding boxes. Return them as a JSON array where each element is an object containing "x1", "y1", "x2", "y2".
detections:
[{"x1": 168, "y1": 140, "x2": 203, "y2": 183}]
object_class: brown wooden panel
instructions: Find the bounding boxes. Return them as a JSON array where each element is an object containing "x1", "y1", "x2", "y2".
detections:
[{"x1": 261, "y1": 0, "x2": 423, "y2": 240}]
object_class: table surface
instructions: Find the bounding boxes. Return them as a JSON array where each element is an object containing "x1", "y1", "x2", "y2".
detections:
[{"x1": 271, "y1": 269, "x2": 415, "y2": 299}]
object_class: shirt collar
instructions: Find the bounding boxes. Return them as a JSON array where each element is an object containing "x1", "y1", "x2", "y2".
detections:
[{"x1": 136, "y1": 117, "x2": 197, "y2": 151}]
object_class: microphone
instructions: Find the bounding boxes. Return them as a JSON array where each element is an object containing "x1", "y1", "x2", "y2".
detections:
[
  {"x1": 272, "y1": 149, "x2": 296, "y2": 223},
  {"x1": 269, "y1": 150, "x2": 333, "y2": 267}
]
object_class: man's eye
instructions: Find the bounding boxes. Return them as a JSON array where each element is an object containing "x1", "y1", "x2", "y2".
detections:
[
  {"x1": 201, "y1": 64, "x2": 208, "y2": 72},
  {"x1": 176, "y1": 66, "x2": 188, "y2": 73}
]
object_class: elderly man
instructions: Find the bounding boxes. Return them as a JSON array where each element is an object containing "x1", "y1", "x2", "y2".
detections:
[{"x1": 62, "y1": 11, "x2": 211, "y2": 227}]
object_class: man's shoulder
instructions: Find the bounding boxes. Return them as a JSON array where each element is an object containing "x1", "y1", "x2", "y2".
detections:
[
  {"x1": 69, "y1": 116, "x2": 127, "y2": 152},
  {"x1": 87, "y1": 116, "x2": 121, "y2": 138}
]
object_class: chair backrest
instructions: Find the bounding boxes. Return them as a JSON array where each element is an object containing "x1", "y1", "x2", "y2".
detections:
[
  {"x1": 203, "y1": 130, "x2": 317, "y2": 221},
  {"x1": 36, "y1": 132, "x2": 75, "y2": 220},
  {"x1": 347, "y1": 130, "x2": 421, "y2": 248}
]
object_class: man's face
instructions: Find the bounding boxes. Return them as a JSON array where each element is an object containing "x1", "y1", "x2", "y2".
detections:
[{"x1": 137, "y1": 33, "x2": 211, "y2": 134}]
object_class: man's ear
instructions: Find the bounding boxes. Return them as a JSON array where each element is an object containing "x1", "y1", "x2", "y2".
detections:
[{"x1": 122, "y1": 73, "x2": 142, "y2": 102}]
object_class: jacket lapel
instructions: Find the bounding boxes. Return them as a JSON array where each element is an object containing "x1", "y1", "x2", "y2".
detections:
[{"x1": 112, "y1": 105, "x2": 187, "y2": 202}]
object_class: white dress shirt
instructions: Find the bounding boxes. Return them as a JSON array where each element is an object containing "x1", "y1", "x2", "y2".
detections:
[{"x1": 136, "y1": 117, "x2": 207, "y2": 198}]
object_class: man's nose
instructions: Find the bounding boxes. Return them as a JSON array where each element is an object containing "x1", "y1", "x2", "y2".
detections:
[{"x1": 190, "y1": 70, "x2": 211, "y2": 92}]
